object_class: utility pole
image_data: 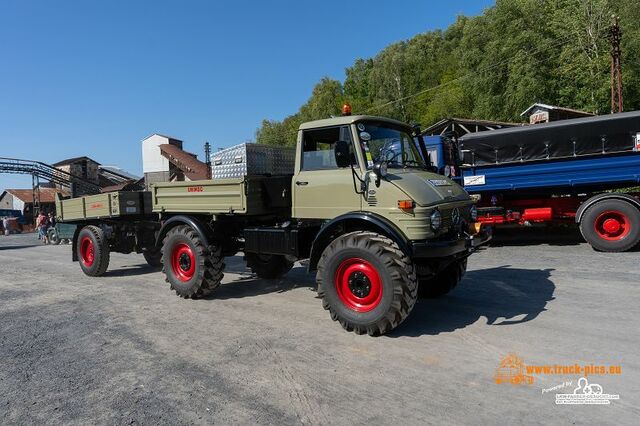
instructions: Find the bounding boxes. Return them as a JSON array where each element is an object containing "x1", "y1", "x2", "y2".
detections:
[
  {"x1": 609, "y1": 15, "x2": 623, "y2": 113},
  {"x1": 31, "y1": 174, "x2": 41, "y2": 224}
]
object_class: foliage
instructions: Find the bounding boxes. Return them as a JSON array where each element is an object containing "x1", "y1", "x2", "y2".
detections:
[{"x1": 257, "y1": 0, "x2": 640, "y2": 145}]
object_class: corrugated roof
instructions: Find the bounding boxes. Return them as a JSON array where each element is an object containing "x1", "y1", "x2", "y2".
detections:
[
  {"x1": 2, "y1": 188, "x2": 70, "y2": 203},
  {"x1": 159, "y1": 144, "x2": 209, "y2": 181}
]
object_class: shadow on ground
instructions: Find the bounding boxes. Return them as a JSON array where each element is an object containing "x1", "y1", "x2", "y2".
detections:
[
  {"x1": 488, "y1": 226, "x2": 583, "y2": 247},
  {"x1": 0, "y1": 245, "x2": 40, "y2": 251},
  {"x1": 390, "y1": 265, "x2": 555, "y2": 337},
  {"x1": 98, "y1": 256, "x2": 556, "y2": 338},
  {"x1": 103, "y1": 264, "x2": 160, "y2": 277}
]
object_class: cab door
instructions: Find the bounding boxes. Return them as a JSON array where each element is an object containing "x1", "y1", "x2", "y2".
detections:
[{"x1": 292, "y1": 125, "x2": 362, "y2": 219}]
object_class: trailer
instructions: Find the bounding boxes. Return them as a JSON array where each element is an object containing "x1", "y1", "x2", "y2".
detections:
[
  {"x1": 57, "y1": 113, "x2": 489, "y2": 336},
  {"x1": 421, "y1": 111, "x2": 640, "y2": 252}
]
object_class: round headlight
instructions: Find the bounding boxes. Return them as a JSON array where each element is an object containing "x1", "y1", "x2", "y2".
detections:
[
  {"x1": 430, "y1": 209, "x2": 442, "y2": 231},
  {"x1": 470, "y1": 205, "x2": 478, "y2": 221}
]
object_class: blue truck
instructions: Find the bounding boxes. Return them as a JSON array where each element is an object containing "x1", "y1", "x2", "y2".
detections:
[{"x1": 420, "y1": 111, "x2": 640, "y2": 252}]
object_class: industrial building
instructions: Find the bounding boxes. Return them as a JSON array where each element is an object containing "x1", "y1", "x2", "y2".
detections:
[{"x1": 141, "y1": 133, "x2": 209, "y2": 189}]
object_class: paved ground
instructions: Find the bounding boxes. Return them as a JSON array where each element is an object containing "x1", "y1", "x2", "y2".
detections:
[{"x1": 0, "y1": 229, "x2": 638, "y2": 425}]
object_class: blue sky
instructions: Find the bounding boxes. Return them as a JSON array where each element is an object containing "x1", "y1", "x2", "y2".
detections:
[{"x1": 0, "y1": 0, "x2": 493, "y2": 189}]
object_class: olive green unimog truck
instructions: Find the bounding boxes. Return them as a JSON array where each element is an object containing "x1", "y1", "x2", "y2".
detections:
[{"x1": 57, "y1": 114, "x2": 489, "y2": 336}]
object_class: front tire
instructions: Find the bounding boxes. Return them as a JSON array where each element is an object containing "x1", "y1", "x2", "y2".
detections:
[
  {"x1": 417, "y1": 258, "x2": 467, "y2": 298},
  {"x1": 580, "y1": 199, "x2": 640, "y2": 252},
  {"x1": 161, "y1": 225, "x2": 224, "y2": 299},
  {"x1": 245, "y1": 253, "x2": 293, "y2": 279},
  {"x1": 77, "y1": 225, "x2": 110, "y2": 276},
  {"x1": 317, "y1": 231, "x2": 417, "y2": 336}
]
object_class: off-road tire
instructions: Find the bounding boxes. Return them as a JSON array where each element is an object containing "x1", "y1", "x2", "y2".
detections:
[
  {"x1": 143, "y1": 249, "x2": 163, "y2": 268},
  {"x1": 580, "y1": 199, "x2": 640, "y2": 252},
  {"x1": 317, "y1": 231, "x2": 417, "y2": 336},
  {"x1": 77, "y1": 225, "x2": 110, "y2": 277},
  {"x1": 161, "y1": 225, "x2": 224, "y2": 299},
  {"x1": 245, "y1": 253, "x2": 293, "y2": 279},
  {"x1": 418, "y1": 258, "x2": 467, "y2": 299}
]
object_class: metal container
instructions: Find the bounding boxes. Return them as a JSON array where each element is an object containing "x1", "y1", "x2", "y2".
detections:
[{"x1": 211, "y1": 143, "x2": 295, "y2": 179}]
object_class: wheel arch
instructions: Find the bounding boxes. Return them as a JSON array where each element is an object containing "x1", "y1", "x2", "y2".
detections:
[
  {"x1": 156, "y1": 215, "x2": 212, "y2": 250},
  {"x1": 576, "y1": 193, "x2": 640, "y2": 224},
  {"x1": 307, "y1": 212, "x2": 411, "y2": 272}
]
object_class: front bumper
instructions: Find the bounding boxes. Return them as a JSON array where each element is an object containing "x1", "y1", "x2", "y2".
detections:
[{"x1": 411, "y1": 227, "x2": 491, "y2": 259}]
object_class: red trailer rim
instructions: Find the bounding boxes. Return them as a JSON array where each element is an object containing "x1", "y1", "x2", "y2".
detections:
[
  {"x1": 594, "y1": 210, "x2": 631, "y2": 241},
  {"x1": 171, "y1": 243, "x2": 196, "y2": 282},
  {"x1": 79, "y1": 236, "x2": 95, "y2": 267},
  {"x1": 335, "y1": 258, "x2": 382, "y2": 313}
]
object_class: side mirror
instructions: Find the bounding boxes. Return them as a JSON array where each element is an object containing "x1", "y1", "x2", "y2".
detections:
[
  {"x1": 334, "y1": 140, "x2": 352, "y2": 168},
  {"x1": 372, "y1": 161, "x2": 388, "y2": 187}
]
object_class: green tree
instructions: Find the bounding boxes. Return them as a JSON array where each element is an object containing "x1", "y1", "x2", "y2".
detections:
[{"x1": 257, "y1": 0, "x2": 640, "y2": 145}]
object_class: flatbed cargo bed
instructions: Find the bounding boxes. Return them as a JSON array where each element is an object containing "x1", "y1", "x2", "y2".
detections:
[
  {"x1": 56, "y1": 191, "x2": 153, "y2": 222},
  {"x1": 152, "y1": 176, "x2": 291, "y2": 215}
]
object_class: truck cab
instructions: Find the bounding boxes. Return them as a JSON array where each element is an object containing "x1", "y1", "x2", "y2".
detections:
[{"x1": 292, "y1": 115, "x2": 475, "y2": 242}]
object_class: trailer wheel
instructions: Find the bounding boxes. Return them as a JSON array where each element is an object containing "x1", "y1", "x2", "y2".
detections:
[
  {"x1": 77, "y1": 225, "x2": 110, "y2": 277},
  {"x1": 580, "y1": 199, "x2": 640, "y2": 252},
  {"x1": 48, "y1": 228, "x2": 61, "y2": 245},
  {"x1": 245, "y1": 253, "x2": 293, "y2": 279},
  {"x1": 417, "y1": 258, "x2": 467, "y2": 299},
  {"x1": 143, "y1": 250, "x2": 163, "y2": 268},
  {"x1": 161, "y1": 225, "x2": 224, "y2": 299},
  {"x1": 317, "y1": 231, "x2": 417, "y2": 336}
]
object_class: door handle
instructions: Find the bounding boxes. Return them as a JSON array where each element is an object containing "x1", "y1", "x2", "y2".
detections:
[{"x1": 296, "y1": 181, "x2": 308, "y2": 186}]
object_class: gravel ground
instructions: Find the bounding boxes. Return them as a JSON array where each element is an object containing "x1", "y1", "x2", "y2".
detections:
[{"x1": 0, "y1": 230, "x2": 638, "y2": 425}]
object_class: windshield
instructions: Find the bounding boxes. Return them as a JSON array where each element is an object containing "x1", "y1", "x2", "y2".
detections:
[{"x1": 357, "y1": 121, "x2": 426, "y2": 169}]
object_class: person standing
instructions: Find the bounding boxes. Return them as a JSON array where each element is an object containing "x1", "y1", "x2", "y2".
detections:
[
  {"x1": 2, "y1": 217, "x2": 9, "y2": 236},
  {"x1": 36, "y1": 212, "x2": 49, "y2": 244}
]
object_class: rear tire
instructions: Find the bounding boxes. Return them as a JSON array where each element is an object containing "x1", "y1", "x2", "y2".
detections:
[
  {"x1": 580, "y1": 199, "x2": 640, "y2": 252},
  {"x1": 317, "y1": 231, "x2": 417, "y2": 336},
  {"x1": 77, "y1": 225, "x2": 110, "y2": 277},
  {"x1": 417, "y1": 258, "x2": 467, "y2": 298},
  {"x1": 245, "y1": 253, "x2": 293, "y2": 279},
  {"x1": 143, "y1": 249, "x2": 162, "y2": 268},
  {"x1": 161, "y1": 225, "x2": 224, "y2": 299}
]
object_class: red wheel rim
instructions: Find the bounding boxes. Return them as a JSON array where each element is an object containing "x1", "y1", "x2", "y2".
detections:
[
  {"x1": 171, "y1": 243, "x2": 195, "y2": 282},
  {"x1": 594, "y1": 210, "x2": 631, "y2": 241},
  {"x1": 334, "y1": 258, "x2": 383, "y2": 313},
  {"x1": 80, "y1": 236, "x2": 95, "y2": 267}
]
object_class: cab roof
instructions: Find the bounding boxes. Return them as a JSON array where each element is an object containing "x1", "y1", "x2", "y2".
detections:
[{"x1": 298, "y1": 115, "x2": 410, "y2": 131}]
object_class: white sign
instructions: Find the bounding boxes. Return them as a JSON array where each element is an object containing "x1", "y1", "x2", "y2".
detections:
[
  {"x1": 463, "y1": 175, "x2": 486, "y2": 186},
  {"x1": 555, "y1": 377, "x2": 620, "y2": 405},
  {"x1": 635, "y1": 132, "x2": 640, "y2": 151},
  {"x1": 530, "y1": 111, "x2": 549, "y2": 124}
]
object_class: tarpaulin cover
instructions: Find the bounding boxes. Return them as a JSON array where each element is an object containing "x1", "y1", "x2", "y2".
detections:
[{"x1": 459, "y1": 111, "x2": 640, "y2": 166}]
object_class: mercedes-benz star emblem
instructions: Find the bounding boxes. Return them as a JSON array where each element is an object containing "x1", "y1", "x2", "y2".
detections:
[{"x1": 451, "y1": 207, "x2": 461, "y2": 225}]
